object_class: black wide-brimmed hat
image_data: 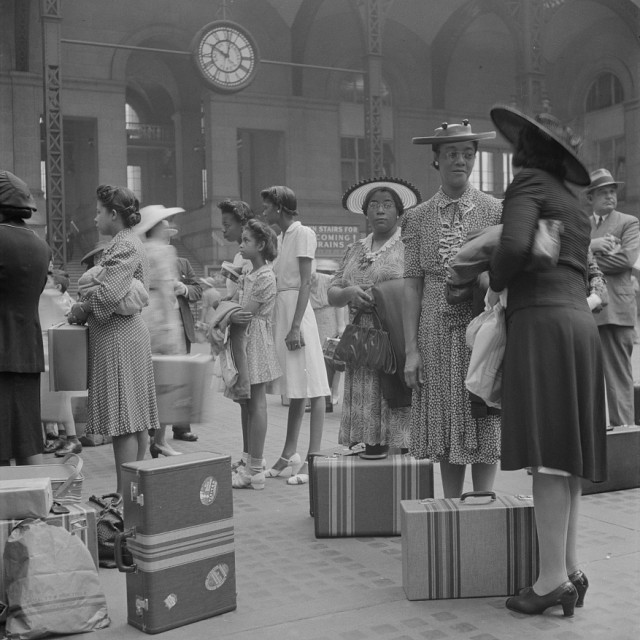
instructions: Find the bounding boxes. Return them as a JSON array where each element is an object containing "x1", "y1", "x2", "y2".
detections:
[
  {"x1": 342, "y1": 177, "x2": 421, "y2": 215},
  {"x1": 412, "y1": 119, "x2": 496, "y2": 145},
  {"x1": 490, "y1": 104, "x2": 590, "y2": 186},
  {"x1": 0, "y1": 170, "x2": 37, "y2": 217}
]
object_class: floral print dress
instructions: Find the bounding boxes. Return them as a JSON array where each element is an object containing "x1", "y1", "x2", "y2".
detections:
[
  {"x1": 239, "y1": 265, "x2": 282, "y2": 385},
  {"x1": 402, "y1": 185, "x2": 502, "y2": 463},
  {"x1": 331, "y1": 228, "x2": 410, "y2": 448}
]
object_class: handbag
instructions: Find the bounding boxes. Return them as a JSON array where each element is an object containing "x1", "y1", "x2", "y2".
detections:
[
  {"x1": 528, "y1": 219, "x2": 565, "y2": 271},
  {"x1": 334, "y1": 309, "x2": 396, "y2": 375},
  {"x1": 88, "y1": 493, "x2": 132, "y2": 569}
]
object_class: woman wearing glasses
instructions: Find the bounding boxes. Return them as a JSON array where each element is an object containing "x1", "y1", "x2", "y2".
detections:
[
  {"x1": 402, "y1": 121, "x2": 503, "y2": 497},
  {"x1": 328, "y1": 178, "x2": 421, "y2": 458}
]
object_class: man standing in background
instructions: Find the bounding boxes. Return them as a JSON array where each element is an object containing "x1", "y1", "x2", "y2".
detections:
[
  {"x1": 172, "y1": 255, "x2": 203, "y2": 442},
  {"x1": 588, "y1": 168, "x2": 640, "y2": 429}
]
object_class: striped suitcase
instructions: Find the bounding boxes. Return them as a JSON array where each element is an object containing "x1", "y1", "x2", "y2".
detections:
[
  {"x1": 311, "y1": 453, "x2": 433, "y2": 537},
  {"x1": 401, "y1": 492, "x2": 539, "y2": 600},
  {"x1": 115, "y1": 452, "x2": 236, "y2": 634}
]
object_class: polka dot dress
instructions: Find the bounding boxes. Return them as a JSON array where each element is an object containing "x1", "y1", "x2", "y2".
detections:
[
  {"x1": 84, "y1": 229, "x2": 159, "y2": 437},
  {"x1": 402, "y1": 185, "x2": 502, "y2": 464}
]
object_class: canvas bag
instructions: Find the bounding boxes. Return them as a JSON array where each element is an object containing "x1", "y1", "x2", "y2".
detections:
[
  {"x1": 465, "y1": 293, "x2": 507, "y2": 409},
  {"x1": 3, "y1": 520, "x2": 109, "y2": 639}
]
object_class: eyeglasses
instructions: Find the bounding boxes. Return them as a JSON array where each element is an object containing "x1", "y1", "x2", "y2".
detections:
[
  {"x1": 443, "y1": 150, "x2": 476, "y2": 162},
  {"x1": 367, "y1": 201, "x2": 396, "y2": 212}
]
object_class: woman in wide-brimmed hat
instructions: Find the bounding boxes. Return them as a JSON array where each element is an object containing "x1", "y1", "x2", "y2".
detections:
[
  {"x1": 402, "y1": 120, "x2": 502, "y2": 497},
  {"x1": 329, "y1": 177, "x2": 420, "y2": 458},
  {"x1": 487, "y1": 105, "x2": 605, "y2": 617}
]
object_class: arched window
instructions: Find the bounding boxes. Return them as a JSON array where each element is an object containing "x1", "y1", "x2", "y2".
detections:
[
  {"x1": 586, "y1": 73, "x2": 624, "y2": 112},
  {"x1": 125, "y1": 103, "x2": 140, "y2": 127},
  {"x1": 339, "y1": 73, "x2": 392, "y2": 106}
]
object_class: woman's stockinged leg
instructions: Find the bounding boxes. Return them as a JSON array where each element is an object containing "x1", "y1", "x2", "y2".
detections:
[
  {"x1": 565, "y1": 474, "x2": 582, "y2": 574},
  {"x1": 306, "y1": 395, "x2": 325, "y2": 458},
  {"x1": 439, "y1": 460, "x2": 466, "y2": 498},
  {"x1": 531, "y1": 469, "x2": 571, "y2": 594},
  {"x1": 471, "y1": 462, "x2": 498, "y2": 493},
  {"x1": 269, "y1": 397, "x2": 305, "y2": 472},
  {"x1": 112, "y1": 432, "x2": 142, "y2": 494},
  {"x1": 248, "y1": 383, "x2": 268, "y2": 462}
]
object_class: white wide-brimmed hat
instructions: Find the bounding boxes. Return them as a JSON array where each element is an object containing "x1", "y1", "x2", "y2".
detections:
[
  {"x1": 342, "y1": 177, "x2": 421, "y2": 215},
  {"x1": 136, "y1": 204, "x2": 184, "y2": 236}
]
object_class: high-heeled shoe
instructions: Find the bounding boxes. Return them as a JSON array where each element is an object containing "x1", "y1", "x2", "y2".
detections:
[
  {"x1": 568, "y1": 570, "x2": 589, "y2": 607},
  {"x1": 150, "y1": 443, "x2": 183, "y2": 459},
  {"x1": 506, "y1": 581, "x2": 578, "y2": 617},
  {"x1": 264, "y1": 453, "x2": 302, "y2": 478}
]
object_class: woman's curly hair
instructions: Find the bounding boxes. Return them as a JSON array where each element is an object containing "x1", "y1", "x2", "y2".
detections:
[
  {"x1": 260, "y1": 185, "x2": 298, "y2": 216},
  {"x1": 245, "y1": 219, "x2": 278, "y2": 262},
  {"x1": 96, "y1": 184, "x2": 141, "y2": 227},
  {"x1": 217, "y1": 200, "x2": 254, "y2": 225}
]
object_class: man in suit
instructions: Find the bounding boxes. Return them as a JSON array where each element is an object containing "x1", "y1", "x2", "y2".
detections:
[
  {"x1": 588, "y1": 168, "x2": 640, "y2": 428},
  {"x1": 172, "y1": 256, "x2": 203, "y2": 441}
]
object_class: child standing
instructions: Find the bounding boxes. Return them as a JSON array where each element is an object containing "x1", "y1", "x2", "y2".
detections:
[{"x1": 231, "y1": 220, "x2": 282, "y2": 490}]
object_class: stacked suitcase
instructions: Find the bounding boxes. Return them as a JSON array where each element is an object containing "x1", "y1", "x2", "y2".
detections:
[{"x1": 115, "y1": 452, "x2": 236, "y2": 633}]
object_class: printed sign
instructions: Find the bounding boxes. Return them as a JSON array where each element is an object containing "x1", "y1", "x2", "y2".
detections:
[{"x1": 308, "y1": 224, "x2": 363, "y2": 257}]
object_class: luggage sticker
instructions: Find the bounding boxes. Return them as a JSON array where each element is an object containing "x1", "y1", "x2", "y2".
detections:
[
  {"x1": 164, "y1": 593, "x2": 177, "y2": 610},
  {"x1": 205, "y1": 563, "x2": 229, "y2": 590},
  {"x1": 200, "y1": 477, "x2": 218, "y2": 505}
]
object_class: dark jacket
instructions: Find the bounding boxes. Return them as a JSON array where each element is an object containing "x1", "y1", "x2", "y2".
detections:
[
  {"x1": 0, "y1": 221, "x2": 51, "y2": 371},
  {"x1": 175, "y1": 257, "x2": 202, "y2": 346}
]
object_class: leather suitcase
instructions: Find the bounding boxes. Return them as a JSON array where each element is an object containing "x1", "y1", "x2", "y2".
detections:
[
  {"x1": 582, "y1": 425, "x2": 640, "y2": 494},
  {"x1": 401, "y1": 492, "x2": 539, "y2": 600},
  {"x1": 310, "y1": 451, "x2": 433, "y2": 537},
  {"x1": 48, "y1": 324, "x2": 88, "y2": 391},
  {"x1": 115, "y1": 452, "x2": 236, "y2": 634}
]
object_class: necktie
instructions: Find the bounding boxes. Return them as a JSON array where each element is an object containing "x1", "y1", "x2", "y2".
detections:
[{"x1": 596, "y1": 216, "x2": 603, "y2": 228}]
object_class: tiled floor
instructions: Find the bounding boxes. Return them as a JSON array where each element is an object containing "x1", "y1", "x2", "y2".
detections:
[{"x1": 32, "y1": 361, "x2": 640, "y2": 640}]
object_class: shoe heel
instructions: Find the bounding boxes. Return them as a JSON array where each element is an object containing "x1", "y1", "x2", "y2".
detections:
[
  {"x1": 251, "y1": 472, "x2": 266, "y2": 491},
  {"x1": 561, "y1": 594, "x2": 577, "y2": 617},
  {"x1": 569, "y1": 570, "x2": 588, "y2": 607},
  {"x1": 290, "y1": 453, "x2": 303, "y2": 476}
]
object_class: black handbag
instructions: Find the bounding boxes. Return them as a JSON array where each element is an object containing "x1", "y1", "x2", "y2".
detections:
[
  {"x1": 88, "y1": 493, "x2": 133, "y2": 569},
  {"x1": 334, "y1": 309, "x2": 396, "y2": 375}
]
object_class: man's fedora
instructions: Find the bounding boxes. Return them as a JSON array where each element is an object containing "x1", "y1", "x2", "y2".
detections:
[
  {"x1": 586, "y1": 168, "x2": 624, "y2": 193},
  {"x1": 412, "y1": 119, "x2": 496, "y2": 145}
]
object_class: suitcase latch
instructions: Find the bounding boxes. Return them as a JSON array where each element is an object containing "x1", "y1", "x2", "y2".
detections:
[
  {"x1": 135, "y1": 597, "x2": 148, "y2": 616},
  {"x1": 130, "y1": 482, "x2": 144, "y2": 506}
]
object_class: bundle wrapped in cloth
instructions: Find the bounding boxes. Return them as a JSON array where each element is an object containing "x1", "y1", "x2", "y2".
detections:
[{"x1": 77, "y1": 266, "x2": 149, "y2": 315}]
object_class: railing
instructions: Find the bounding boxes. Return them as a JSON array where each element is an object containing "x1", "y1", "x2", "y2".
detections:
[{"x1": 126, "y1": 122, "x2": 173, "y2": 144}]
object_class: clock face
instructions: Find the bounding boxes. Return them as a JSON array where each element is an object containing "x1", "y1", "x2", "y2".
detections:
[{"x1": 192, "y1": 21, "x2": 259, "y2": 93}]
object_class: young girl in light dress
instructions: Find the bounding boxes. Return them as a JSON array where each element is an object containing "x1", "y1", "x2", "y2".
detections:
[{"x1": 231, "y1": 220, "x2": 281, "y2": 490}]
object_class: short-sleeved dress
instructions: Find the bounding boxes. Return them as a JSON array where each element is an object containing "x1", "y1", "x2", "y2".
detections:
[
  {"x1": 267, "y1": 221, "x2": 330, "y2": 399},
  {"x1": 331, "y1": 229, "x2": 411, "y2": 448},
  {"x1": 239, "y1": 265, "x2": 282, "y2": 385},
  {"x1": 402, "y1": 185, "x2": 502, "y2": 463},
  {"x1": 83, "y1": 228, "x2": 159, "y2": 437}
]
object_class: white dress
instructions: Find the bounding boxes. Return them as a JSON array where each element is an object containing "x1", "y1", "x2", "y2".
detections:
[{"x1": 267, "y1": 221, "x2": 330, "y2": 398}]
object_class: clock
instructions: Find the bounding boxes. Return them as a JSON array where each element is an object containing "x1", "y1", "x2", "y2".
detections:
[{"x1": 191, "y1": 20, "x2": 259, "y2": 94}]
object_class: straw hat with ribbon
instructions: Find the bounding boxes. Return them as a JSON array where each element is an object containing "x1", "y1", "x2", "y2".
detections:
[
  {"x1": 342, "y1": 177, "x2": 422, "y2": 215},
  {"x1": 136, "y1": 205, "x2": 184, "y2": 236},
  {"x1": 412, "y1": 119, "x2": 496, "y2": 146},
  {"x1": 489, "y1": 105, "x2": 589, "y2": 186}
]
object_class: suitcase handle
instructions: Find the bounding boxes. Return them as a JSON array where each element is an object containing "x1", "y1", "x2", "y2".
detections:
[
  {"x1": 460, "y1": 491, "x2": 496, "y2": 503},
  {"x1": 115, "y1": 527, "x2": 137, "y2": 574}
]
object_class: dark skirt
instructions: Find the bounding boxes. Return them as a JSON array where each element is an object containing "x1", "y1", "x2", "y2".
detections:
[
  {"x1": 500, "y1": 305, "x2": 607, "y2": 482},
  {"x1": 0, "y1": 372, "x2": 43, "y2": 461}
]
